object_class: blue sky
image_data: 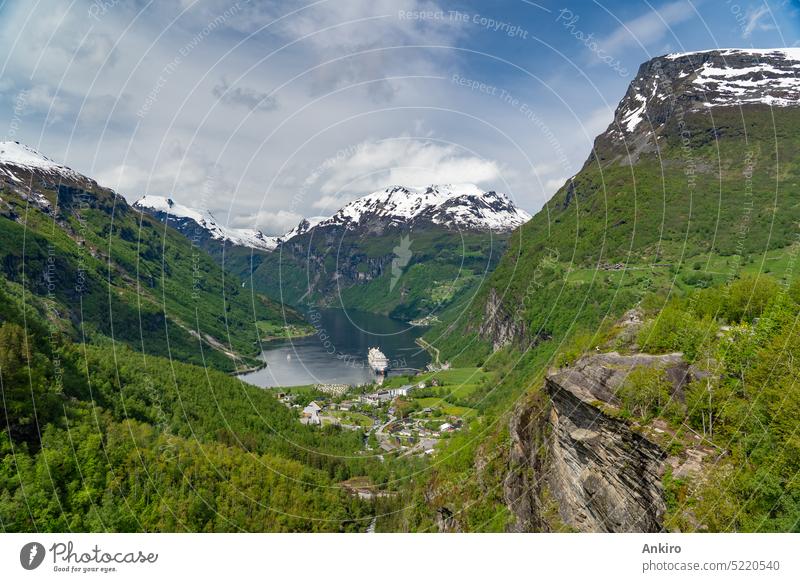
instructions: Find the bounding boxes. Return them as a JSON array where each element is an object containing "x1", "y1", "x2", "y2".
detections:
[{"x1": 1, "y1": 0, "x2": 798, "y2": 233}]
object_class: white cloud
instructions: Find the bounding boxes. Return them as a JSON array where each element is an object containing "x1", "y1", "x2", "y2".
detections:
[
  {"x1": 743, "y1": 6, "x2": 774, "y2": 39},
  {"x1": 232, "y1": 209, "x2": 304, "y2": 235},
  {"x1": 95, "y1": 141, "x2": 226, "y2": 202},
  {"x1": 212, "y1": 78, "x2": 278, "y2": 112},
  {"x1": 3, "y1": 3, "x2": 118, "y2": 77},
  {"x1": 312, "y1": 137, "x2": 502, "y2": 206},
  {"x1": 599, "y1": 0, "x2": 696, "y2": 53},
  {"x1": 545, "y1": 177, "x2": 568, "y2": 192},
  {"x1": 24, "y1": 85, "x2": 71, "y2": 124},
  {"x1": 0, "y1": 78, "x2": 16, "y2": 93}
]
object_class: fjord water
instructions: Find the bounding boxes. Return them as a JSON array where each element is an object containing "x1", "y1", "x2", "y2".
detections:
[{"x1": 238, "y1": 309, "x2": 431, "y2": 388}]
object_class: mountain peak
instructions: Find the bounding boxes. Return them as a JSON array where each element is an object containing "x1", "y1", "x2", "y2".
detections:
[
  {"x1": 317, "y1": 183, "x2": 530, "y2": 233},
  {"x1": 133, "y1": 195, "x2": 280, "y2": 252},
  {"x1": 0, "y1": 140, "x2": 83, "y2": 182},
  {"x1": 608, "y1": 47, "x2": 800, "y2": 140}
]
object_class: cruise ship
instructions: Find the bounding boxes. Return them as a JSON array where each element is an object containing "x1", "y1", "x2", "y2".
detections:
[{"x1": 367, "y1": 347, "x2": 390, "y2": 374}]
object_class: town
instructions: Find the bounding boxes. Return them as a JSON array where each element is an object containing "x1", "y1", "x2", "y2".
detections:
[{"x1": 272, "y1": 367, "x2": 485, "y2": 457}]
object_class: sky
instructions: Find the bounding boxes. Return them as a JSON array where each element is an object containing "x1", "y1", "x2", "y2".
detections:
[{"x1": 1, "y1": 0, "x2": 799, "y2": 234}]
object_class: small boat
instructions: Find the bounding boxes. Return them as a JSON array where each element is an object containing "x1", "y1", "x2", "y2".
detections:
[{"x1": 367, "y1": 347, "x2": 389, "y2": 374}]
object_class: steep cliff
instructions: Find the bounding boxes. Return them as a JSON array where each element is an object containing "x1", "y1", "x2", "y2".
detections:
[{"x1": 506, "y1": 352, "x2": 699, "y2": 532}]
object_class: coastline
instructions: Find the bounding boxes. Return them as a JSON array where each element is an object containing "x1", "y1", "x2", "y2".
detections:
[{"x1": 233, "y1": 360, "x2": 267, "y2": 376}]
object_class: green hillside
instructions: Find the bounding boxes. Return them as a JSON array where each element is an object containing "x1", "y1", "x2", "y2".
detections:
[
  {"x1": 0, "y1": 171, "x2": 303, "y2": 371},
  {"x1": 0, "y1": 279, "x2": 419, "y2": 531},
  {"x1": 431, "y1": 105, "x2": 800, "y2": 365},
  {"x1": 403, "y1": 82, "x2": 800, "y2": 530},
  {"x1": 399, "y1": 275, "x2": 800, "y2": 532},
  {"x1": 246, "y1": 227, "x2": 508, "y2": 320}
]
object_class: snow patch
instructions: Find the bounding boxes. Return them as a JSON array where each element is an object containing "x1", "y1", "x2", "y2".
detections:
[
  {"x1": 315, "y1": 184, "x2": 530, "y2": 232},
  {"x1": 133, "y1": 195, "x2": 281, "y2": 251},
  {"x1": 0, "y1": 141, "x2": 83, "y2": 181}
]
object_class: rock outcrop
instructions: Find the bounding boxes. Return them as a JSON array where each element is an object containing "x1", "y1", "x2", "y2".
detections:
[
  {"x1": 592, "y1": 48, "x2": 800, "y2": 165},
  {"x1": 478, "y1": 288, "x2": 525, "y2": 351},
  {"x1": 506, "y1": 351, "x2": 697, "y2": 532}
]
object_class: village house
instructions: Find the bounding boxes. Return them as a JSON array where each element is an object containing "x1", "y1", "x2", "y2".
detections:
[{"x1": 301, "y1": 401, "x2": 323, "y2": 425}]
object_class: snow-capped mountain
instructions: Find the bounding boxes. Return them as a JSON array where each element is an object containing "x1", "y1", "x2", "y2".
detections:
[
  {"x1": 136, "y1": 184, "x2": 530, "y2": 255},
  {"x1": 133, "y1": 195, "x2": 280, "y2": 252},
  {"x1": 610, "y1": 48, "x2": 800, "y2": 140},
  {"x1": 0, "y1": 141, "x2": 85, "y2": 184},
  {"x1": 282, "y1": 215, "x2": 327, "y2": 240},
  {"x1": 312, "y1": 184, "x2": 530, "y2": 233},
  {"x1": 252, "y1": 183, "x2": 529, "y2": 317}
]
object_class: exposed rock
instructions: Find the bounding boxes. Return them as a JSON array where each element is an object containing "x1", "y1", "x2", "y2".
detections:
[
  {"x1": 505, "y1": 392, "x2": 550, "y2": 532},
  {"x1": 588, "y1": 48, "x2": 800, "y2": 167},
  {"x1": 477, "y1": 287, "x2": 539, "y2": 351},
  {"x1": 505, "y1": 351, "x2": 705, "y2": 532},
  {"x1": 552, "y1": 351, "x2": 693, "y2": 406},
  {"x1": 435, "y1": 507, "x2": 461, "y2": 532},
  {"x1": 544, "y1": 371, "x2": 667, "y2": 532},
  {"x1": 479, "y1": 288, "x2": 519, "y2": 350}
]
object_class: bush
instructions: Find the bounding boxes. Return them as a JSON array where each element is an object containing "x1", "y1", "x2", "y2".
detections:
[
  {"x1": 683, "y1": 271, "x2": 713, "y2": 288},
  {"x1": 617, "y1": 367, "x2": 672, "y2": 420},
  {"x1": 637, "y1": 305, "x2": 710, "y2": 361},
  {"x1": 723, "y1": 275, "x2": 781, "y2": 323}
]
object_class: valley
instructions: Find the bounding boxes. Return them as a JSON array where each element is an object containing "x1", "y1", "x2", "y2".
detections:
[{"x1": 2, "y1": 47, "x2": 800, "y2": 535}]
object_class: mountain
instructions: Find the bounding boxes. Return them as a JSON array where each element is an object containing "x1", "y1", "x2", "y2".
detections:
[
  {"x1": 0, "y1": 141, "x2": 304, "y2": 371},
  {"x1": 133, "y1": 195, "x2": 281, "y2": 252},
  {"x1": 435, "y1": 48, "x2": 800, "y2": 359},
  {"x1": 411, "y1": 49, "x2": 800, "y2": 531},
  {"x1": 314, "y1": 184, "x2": 530, "y2": 232},
  {"x1": 282, "y1": 215, "x2": 327, "y2": 240},
  {"x1": 603, "y1": 48, "x2": 800, "y2": 160},
  {"x1": 0, "y1": 141, "x2": 86, "y2": 183},
  {"x1": 135, "y1": 184, "x2": 529, "y2": 253},
  {"x1": 0, "y1": 142, "x2": 391, "y2": 532},
  {"x1": 245, "y1": 184, "x2": 531, "y2": 319}
]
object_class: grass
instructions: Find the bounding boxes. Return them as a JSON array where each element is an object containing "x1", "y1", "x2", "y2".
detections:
[
  {"x1": 382, "y1": 367, "x2": 486, "y2": 389},
  {"x1": 256, "y1": 321, "x2": 315, "y2": 340},
  {"x1": 331, "y1": 411, "x2": 374, "y2": 428},
  {"x1": 414, "y1": 397, "x2": 476, "y2": 418}
]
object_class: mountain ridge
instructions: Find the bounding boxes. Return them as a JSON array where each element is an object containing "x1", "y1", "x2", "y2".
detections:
[
  {"x1": 0, "y1": 142, "x2": 303, "y2": 371},
  {"x1": 133, "y1": 195, "x2": 281, "y2": 251},
  {"x1": 313, "y1": 183, "x2": 531, "y2": 233},
  {"x1": 134, "y1": 183, "x2": 531, "y2": 256},
  {"x1": 414, "y1": 47, "x2": 800, "y2": 530}
]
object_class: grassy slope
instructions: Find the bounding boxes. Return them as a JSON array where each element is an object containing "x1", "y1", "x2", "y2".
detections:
[
  {"x1": 247, "y1": 227, "x2": 508, "y2": 320},
  {"x1": 432, "y1": 106, "x2": 800, "y2": 364},
  {"x1": 0, "y1": 279, "x2": 425, "y2": 531},
  {"x1": 400, "y1": 105, "x2": 800, "y2": 531},
  {"x1": 0, "y1": 177, "x2": 303, "y2": 371}
]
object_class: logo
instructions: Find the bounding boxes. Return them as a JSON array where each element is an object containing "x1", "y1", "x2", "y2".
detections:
[
  {"x1": 390, "y1": 235, "x2": 413, "y2": 291},
  {"x1": 20, "y1": 542, "x2": 46, "y2": 570}
]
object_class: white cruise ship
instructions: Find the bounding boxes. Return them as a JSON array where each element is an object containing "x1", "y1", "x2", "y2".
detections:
[{"x1": 367, "y1": 347, "x2": 389, "y2": 374}]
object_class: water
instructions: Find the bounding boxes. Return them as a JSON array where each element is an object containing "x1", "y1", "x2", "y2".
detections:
[{"x1": 238, "y1": 308, "x2": 430, "y2": 388}]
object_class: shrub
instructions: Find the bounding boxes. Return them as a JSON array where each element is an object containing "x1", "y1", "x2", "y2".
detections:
[
  {"x1": 637, "y1": 305, "x2": 710, "y2": 361},
  {"x1": 723, "y1": 275, "x2": 781, "y2": 323},
  {"x1": 617, "y1": 367, "x2": 672, "y2": 420}
]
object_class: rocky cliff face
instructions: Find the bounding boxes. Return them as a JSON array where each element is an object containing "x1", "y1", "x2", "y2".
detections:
[
  {"x1": 594, "y1": 48, "x2": 800, "y2": 164},
  {"x1": 506, "y1": 352, "x2": 698, "y2": 532},
  {"x1": 477, "y1": 288, "x2": 526, "y2": 351}
]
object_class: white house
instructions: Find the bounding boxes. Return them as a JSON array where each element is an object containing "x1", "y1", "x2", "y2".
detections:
[{"x1": 302, "y1": 401, "x2": 323, "y2": 425}]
